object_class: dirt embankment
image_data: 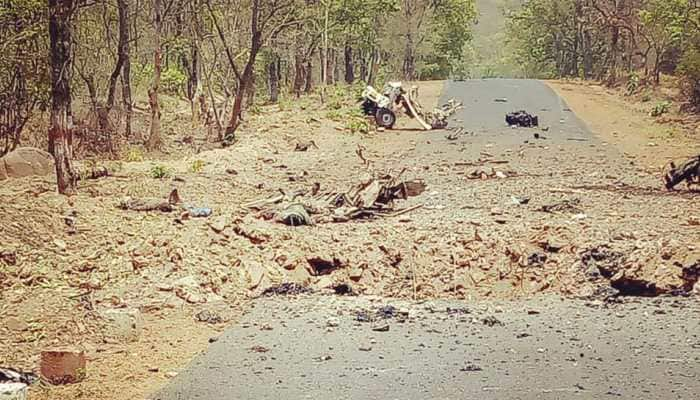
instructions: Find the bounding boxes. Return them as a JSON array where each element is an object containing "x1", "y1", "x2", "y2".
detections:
[{"x1": 546, "y1": 80, "x2": 700, "y2": 169}]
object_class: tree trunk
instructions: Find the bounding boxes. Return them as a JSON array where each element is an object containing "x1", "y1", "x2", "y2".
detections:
[
  {"x1": 326, "y1": 48, "x2": 335, "y2": 85},
  {"x1": 122, "y1": 62, "x2": 132, "y2": 139},
  {"x1": 107, "y1": 0, "x2": 130, "y2": 110},
  {"x1": 48, "y1": 0, "x2": 77, "y2": 195},
  {"x1": 304, "y1": 59, "x2": 313, "y2": 93},
  {"x1": 368, "y1": 48, "x2": 380, "y2": 86},
  {"x1": 359, "y1": 49, "x2": 368, "y2": 82},
  {"x1": 268, "y1": 55, "x2": 279, "y2": 103},
  {"x1": 293, "y1": 52, "x2": 304, "y2": 97},
  {"x1": 185, "y1": 44, "x2": 200, "y2": 124},
  {"x1": 246, "y1": 69, "x2": 256, "y2": 107},
  {"x1": 344, "y1": 44, "x2": 354, "y2": 84},
  {"x1": 403, "y1": 33, "x2": 415, "y2": 81},
  {"x1": 146, "y1": 0, "x2": 162, "y2": 150},
  {"x1": 226, "y1": 53, "x2": 256, "y2": 136},
  {"x1": 120, "y1": 0, "x2": 132, "y2": 138}
]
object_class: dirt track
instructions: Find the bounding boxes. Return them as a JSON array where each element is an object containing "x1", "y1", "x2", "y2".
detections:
[{"x1": 1, "y1": 79, "x2": 698, "y2": 399}]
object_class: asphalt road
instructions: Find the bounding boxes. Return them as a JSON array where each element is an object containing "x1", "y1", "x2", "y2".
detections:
[
  {"x1": 152, "y1": 80, "x2": 700, "y2": 400},
  {"x1": 153, "y1": 295, "x2": 700, "y2": 400}
]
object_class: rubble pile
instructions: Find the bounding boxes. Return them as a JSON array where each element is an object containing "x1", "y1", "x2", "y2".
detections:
[{"x1": 246, "y1": 172, "x2": 427, "y2": 226}]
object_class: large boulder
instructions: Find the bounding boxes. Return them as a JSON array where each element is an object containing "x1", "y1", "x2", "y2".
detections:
[{"x1": 0, "y1": 147, "x2": 54, "y2": 180}]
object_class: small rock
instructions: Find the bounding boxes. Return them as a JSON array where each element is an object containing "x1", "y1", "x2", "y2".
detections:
[
  {"x1": 326, "y1": 318, "x2": 340, "y2": 328},
  {"x1": 209, "y1": 216, "x2": 228, "y2": 234},
  {"x1": 359, "y1": 346, "x2": 372, "y2": 352},
  {"x1": 101, "y1": 308, "x2": 142, "y2": 342},
  {"x1": 4, "y1": 317, "x2": 28, "y2": 332},
  {"x1": 165, "y1": 371, "x2": 178, "y2": 378},
  {"x1": 372, "y1": 323, "x2": 390, "y2": 332},
  {"x1": 482, "y1": 316, "x2": 503, "y2": 327},
  {"x1": 348, "y1": 266, "x2": 364, "y2": 281},
  {"x1": 195, "y1": 310, "x2": 223, "y2": 324},
  {"x1": 53, "y1": 239, "x2": 67, "y2": 251}
]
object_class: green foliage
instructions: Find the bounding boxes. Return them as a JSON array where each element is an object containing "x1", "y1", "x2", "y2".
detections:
[
  {"x1": 432, "y1": 0, "x2": 477, "y2": 61},
  {"x1": 123, "y1": 146, "x2": 145, "y2": 162},
  {"x1": 0, "y1": 0, "x2": 49, "y2": 155},
  {"x1": 347, "y1": 117, "x2": 371, "y2": 135},
  {"x1": 650, "y1": 101, "x2": 671, "y2": 117},
  {"x1": 150, "y1": 164, "x2": 171, "y2": 179},
  {"x1": 345, "y1": 109, "x2": 371, "y2": 135},
  {"x1": 161, "y1": 67, "x2": 187, "y2": 95},
  {"x1": 326, "y1": 109, "x2": 344, "y2": 121},
  {"x1": 190, "y1": 159, "x2": 205, "y2": 173},
  {"x1": 626, "y1": 73, "x2": 640, "y2": 96},
  {"x1": 248, "y1": 103, "x2": 262, "y2": 115},
  {"x1": 136, "y1": 64, "x2": 186, "y2": 95},
  {"x1": 678, "y1": 46, "x2": 700, "y2": 106},
  {"x1": 278, "y1": 98, "x2": 292, "y2": 111}
]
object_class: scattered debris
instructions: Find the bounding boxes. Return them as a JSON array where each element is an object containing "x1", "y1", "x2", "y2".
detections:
[
  {"x1": 506, "y1": 110, "x2": 539, "y2": 127},
  {"x1": 277, "y1": 204, "x2": 313, "y2": 226},
  {"x1": 445, "y1": 127, "x2": 470, "y2": 141},
  {"x1": 663, "y1": 155, "x2": 699, "y2": 190},
  {"x1": 195, "y1": 310, "x2": 224, "y2": 324},
  {"x1": 466, "y1": 167, "x2": 510, "y2": 180},
  {"x1": 261, "y1": 283, "x2": 312, "y2": 297},
  {"x1": 538, "y1": 198, "x2": 583, "y2": 214},
  {"x1": 118, "y1": 188, "x2": 180, "y2": 212},
  {"x1": 294, "y1": 141, "x2": 319, "y2": 152},
  {"x1": 250, "y1": 345, "x2": 269, "y2": 353},
  {"x1": 511, "y1": 196, "x2": 530, "y2": 205},
  {"x1": 0, "y1": 368, "x2": 38, "y2": 385},
  {"x1": 332, "y1": 283, "x2": 354, "y2": 296},
  {"x1": 581, "y1": 246, "x2": 625, "y2": 280},
  {"x1": 249, "y1": 172, "x2": 427, "y2": 225},
  {"x1": 482, "y1": 316, "x2": 504, "y2": 327},
  {"x1": 185, "y1": 207, "x2": 212, "y2": 218},
  {"x1": 446, "y1": 307, "x2": 470, "y2": 315},
  {"x1": 527, "y1": 252, "x2": 548, "y2": 267},
  {"x1": 460, "y1": 363, "x2": 483, "y2": 372},
  {"x1": 307, "y1": 255, "x2": 346, "y2": 276},
  {"x1": 356, "y1": 305, "x2": 407, "y2": 324}
]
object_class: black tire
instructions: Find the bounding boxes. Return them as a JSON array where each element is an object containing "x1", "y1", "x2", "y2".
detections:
[{"x1": 375, "y1": 108, "x2": 396, "y2": 129}]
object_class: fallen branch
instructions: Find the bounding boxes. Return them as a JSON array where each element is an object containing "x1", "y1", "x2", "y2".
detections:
[{"x1": 386, "y1": 204, "x2": 423, "y2": 218}]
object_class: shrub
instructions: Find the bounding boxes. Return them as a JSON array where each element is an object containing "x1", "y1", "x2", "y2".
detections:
[
  {"x1": 150, "y1": 164, "x2": 171, "y2": 179},
  {"x1": 626, "y1": 73, "x2": 640, "y2": 96},
  {"x1": 190, "y1": 159, "x2": 205, "y2": 173},
  {"x1": 124, "y1": 146, "x2": 144, "y2": 162},
  {"x1": 678, "y1": 47, "x2": 700, "y2": 108},
  {"x1": 650, "y1": 101, "x2": 671, "y2": 117},
  {"x1": 161, "y1": 67, "x2": 187, "y2": 95}
]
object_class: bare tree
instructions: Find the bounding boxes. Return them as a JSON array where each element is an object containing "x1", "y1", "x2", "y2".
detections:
[
  {"x1": 48, "y1": 0, "x2": 78, "y2": 194},
  {"x1": 146, "y1": 0, "x2": 163, "y2": 150}
]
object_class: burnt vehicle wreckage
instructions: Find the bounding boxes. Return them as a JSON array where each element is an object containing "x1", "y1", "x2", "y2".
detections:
[
  {"x1": 360, "y1": 82, "x2": 462, "y2": 130},
  {"x1": 664, "y1": 155, "x2": 700, "y2": 191}
]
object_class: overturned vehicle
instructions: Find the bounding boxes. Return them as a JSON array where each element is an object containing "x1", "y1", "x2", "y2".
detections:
[{"x1": 360, "y1": 82, "x2": 462, "y2": 130}]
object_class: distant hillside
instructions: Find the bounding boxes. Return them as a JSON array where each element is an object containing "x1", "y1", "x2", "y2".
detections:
[{"x1": 466, "y1": 0, "x2": 523, "y2": 78}]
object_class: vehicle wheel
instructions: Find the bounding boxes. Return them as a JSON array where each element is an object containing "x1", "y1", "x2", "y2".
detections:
[{"x1": 375, "y1": 108, "x2": 396, "y2": 129}]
